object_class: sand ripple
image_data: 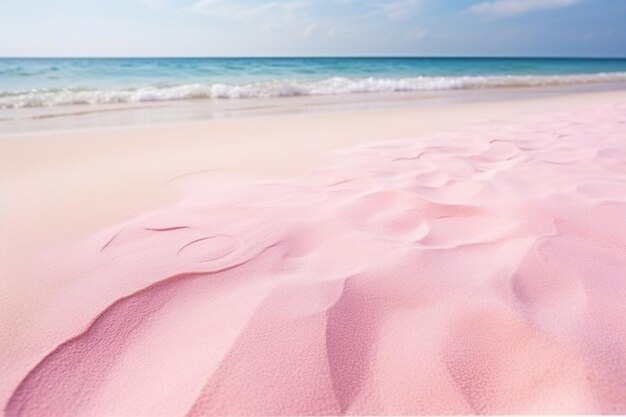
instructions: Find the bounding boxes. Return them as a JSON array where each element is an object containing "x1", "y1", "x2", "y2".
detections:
[{"x1": 4, "y1": 104, "x2": 626, "y2": 416}]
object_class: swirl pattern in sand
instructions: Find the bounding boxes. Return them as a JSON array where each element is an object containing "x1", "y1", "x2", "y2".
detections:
[{"x1": 3, "y1": 104, "x2": 626, "y2": 416}]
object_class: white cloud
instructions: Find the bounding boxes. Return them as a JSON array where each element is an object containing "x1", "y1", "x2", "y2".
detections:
[
  {"x1": 186, "y1": 0, "x2": 322, "y2": 42},
  {"x1": 188, "y1": 0, "x2": 306, "y2": 18},
  {"x1": 188, "y1": 0, "x2": 424, "y2": 21},
  {"x1": 188, "y1": 0, "x2": 241, "y2": 16},
  {"x1": 380, "y1": 0, "x2": 424, "y2": 19},
  {"x1": 470, "y1": 0, "x2": 583, "y2": 16},
  {"x1": 138, "y1": 0, "x2": 167, "y2": 8},
  {"x1": 406, "y1": 26, "x2": 426, "y2": 41},
  {"x1": 181, "y1": 0, "x2": 429, "y2": 49},
  {"x1": 300, "y1": 22, "x2": 318, "y2": 37}
]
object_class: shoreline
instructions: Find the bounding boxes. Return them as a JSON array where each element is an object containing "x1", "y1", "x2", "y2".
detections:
[
  {"x1": 2, "y1": 89, "x2": 626, "y2": 251},
  {"x1": 2, "y1": 81, "x2": 626, "y2": 135}
]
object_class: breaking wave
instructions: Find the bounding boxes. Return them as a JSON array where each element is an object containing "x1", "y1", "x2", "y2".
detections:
[{"x1": 2, "y1": 72, "x2": 626, "y2": 109}]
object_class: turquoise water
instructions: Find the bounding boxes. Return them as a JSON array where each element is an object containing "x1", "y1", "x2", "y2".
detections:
[{"x1": 2, "y1": 58, "x2": 626, "y2": 108}]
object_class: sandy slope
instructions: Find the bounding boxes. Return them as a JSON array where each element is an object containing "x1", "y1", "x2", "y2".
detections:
[{"x1": 1, "y1": 91, "x2": 626, "y2": 415}]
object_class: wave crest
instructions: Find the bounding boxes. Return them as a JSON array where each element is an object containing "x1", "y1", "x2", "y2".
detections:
[{"x1": 2, "y1": 72, "x2": 626, "y2": 109}]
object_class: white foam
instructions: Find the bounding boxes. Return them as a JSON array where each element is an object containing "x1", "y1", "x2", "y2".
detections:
[{"x1": 2, "y1": 72, "x2": 626, "y2": 109}]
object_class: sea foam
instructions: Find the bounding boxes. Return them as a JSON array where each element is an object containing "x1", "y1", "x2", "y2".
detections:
[{"x1": 1, "y1": 72, "x2": 626, "y2": 109}]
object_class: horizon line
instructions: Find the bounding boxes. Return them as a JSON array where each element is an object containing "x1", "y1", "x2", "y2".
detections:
[{"x1": 2, "y1": 55, "x2": 626, "y2": 60}]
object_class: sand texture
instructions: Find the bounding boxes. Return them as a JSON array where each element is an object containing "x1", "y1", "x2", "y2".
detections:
[{"x1": 2, "y1": 101, "x2": 626, "y2": 416}]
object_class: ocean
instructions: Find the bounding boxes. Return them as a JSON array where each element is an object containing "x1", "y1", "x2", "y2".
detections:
[{"x1": 2, "y1": 57, "x2": 626, "y2": 109}]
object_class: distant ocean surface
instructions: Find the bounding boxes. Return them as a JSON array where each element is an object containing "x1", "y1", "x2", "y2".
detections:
[{"x1": 2, "y1": 57, "x2": 626, "y2": 109}]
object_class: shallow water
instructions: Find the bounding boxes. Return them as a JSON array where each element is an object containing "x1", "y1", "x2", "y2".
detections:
[{"x1": 2, "y1": 57, "x2": 626, "y2": 108}]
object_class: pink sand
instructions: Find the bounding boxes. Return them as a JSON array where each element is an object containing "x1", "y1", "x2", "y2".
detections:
[{"x1": 3, "y1": 104, "x2": 626, "y2": 416}]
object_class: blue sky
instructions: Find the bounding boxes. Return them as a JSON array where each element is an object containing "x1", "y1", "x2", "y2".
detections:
[{"x1": 1, "y1": 0, "x2": 625, "y2": 57}]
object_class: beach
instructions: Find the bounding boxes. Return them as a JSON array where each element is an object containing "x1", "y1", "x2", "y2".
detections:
[{"x1": 1, "y1": 85, "x2": 626, "y2": 415}]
